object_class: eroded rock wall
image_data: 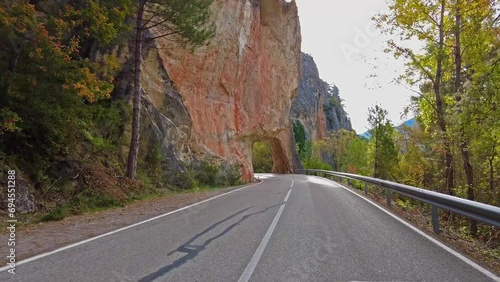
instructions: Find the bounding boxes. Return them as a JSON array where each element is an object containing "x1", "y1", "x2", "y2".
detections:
[
  {"x1": 291, "y1": 53, "x2": 352, "y2": 141},
  {"x1": 149, "y1": 0, "x2": 302, "y2": 181},
  {"x1": 291, "y1": 53, "x2": 328, "y2": 140},
  {"x1": 324, "y1": 84, "x2": 353, "y2": 132}
]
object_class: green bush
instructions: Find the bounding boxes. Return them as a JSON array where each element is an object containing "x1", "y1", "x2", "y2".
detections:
[
  {"x1": 142, "y1": 143, "x2": 164, "y2": 180},
  {"x1": 40, "y1": 190, "x2": 122, "y2": 222},
  {"x1": 221, "y1": 164, "x2": 243, "y2": 187},
  {"x1": 40, "y1": 205, "x2": 71, "y2": 221},
  {"x1": 165, "y1": 160, "x2": 243, "y2": 190},
  {"x1": 195, "y1": 160, "x2": 220, "y2": 186},
  {"x1": 293, "y1": 121, "x2": 306, "y2": 155},
  {"x1": 303, "y1": 159, "x2": 333, "y2": 170},
  {"x1": 350, "y1": 180, "x2": 365, "y2": 190},
  {"x1": 83, "y1": 130, "x2": 115, "y2": 151},
  {"x1": 74, "y1": 192, "x2": 120, "y2": 211},
  {"x1": 166, "y1": 169, "x2": 196, "y2": 190}
]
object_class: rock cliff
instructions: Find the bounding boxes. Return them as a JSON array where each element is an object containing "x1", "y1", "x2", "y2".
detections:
[
  {"x1": 324, "y1": 84, "x2": 352, "y2": 132},
  {"x1": 291, "y1": 53, "x2": 352, "y2": 141},
  {"x1": 136, "y1": 0, "x2": 302, "y2": 181}
]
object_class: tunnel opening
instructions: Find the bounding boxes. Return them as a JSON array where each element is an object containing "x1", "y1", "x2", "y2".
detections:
[
  {"x1": 250, "y1": 132, "x2": 294, "y2": 175},
  {"x1": 252, "y1": 141, "x2": 273, "y2": 173}
]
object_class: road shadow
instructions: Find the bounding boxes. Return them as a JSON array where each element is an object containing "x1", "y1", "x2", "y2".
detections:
[{"x1": 138, "y1": 203, "x2": 282, "y2": 282}]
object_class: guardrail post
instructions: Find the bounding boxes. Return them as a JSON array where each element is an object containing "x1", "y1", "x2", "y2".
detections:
[
  {"x1": 347, "y1": 179, "x2": 351, "y2": 186},
  {"x1": 432, "y1": 205, "x2": 440, "y2": 234},
  {"x1": 364, "y1": 182, "x2": 368, "y2": 194},
  {"x1": 386, "y1": 189, "x2": 391, "y2": 207}
]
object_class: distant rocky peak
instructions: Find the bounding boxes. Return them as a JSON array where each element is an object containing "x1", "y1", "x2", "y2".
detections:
[{"x1": 291, "y1": 52, "x2": 352, "y2": 142}]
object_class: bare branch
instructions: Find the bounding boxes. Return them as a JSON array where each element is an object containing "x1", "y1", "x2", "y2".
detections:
[
  {"x1": 391, "y1": 43, "x2": 436, "y2": 85},
  {"x1": 393, "y1": 78, "x2": 438, "y2": 113},
  {"x1": 144, "y1": 16, "x2": 174, "y2": 30},
  {"x1": 145, "y1": 30, "x2": 183, "y2": 41},
  {"x1": 142, "y1": 1, "x2": 188, "y2": 30},
  {"x1": 427, "y1": 13, "x2": 439, "y2": 26}
]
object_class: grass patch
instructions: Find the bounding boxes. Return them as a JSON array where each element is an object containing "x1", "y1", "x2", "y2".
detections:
[
  {"x1": 40, "y1": 205, "x2": 72, "y2": 221},
  {"x1": 39, "y1": 192, "x2": 122, "y2": 222},
  {"x1": 36, "y1": 181, "x2": 234, "y2": 222},
  {"x1": 36, "y1": 159, "x2": 244, "y2": 222}
]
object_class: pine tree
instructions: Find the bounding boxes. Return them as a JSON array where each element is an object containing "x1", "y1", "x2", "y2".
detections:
[
  {"x1": 367, "y1": 105, "x2": 398, "y2": 180},
  {"x1": 126, "y1": 0, "x2": 215, "y2": 179}
]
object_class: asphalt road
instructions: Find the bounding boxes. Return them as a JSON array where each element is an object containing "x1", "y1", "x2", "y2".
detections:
[{"x1": 1, "y1": 174, "x2": 498, "y2": 281}]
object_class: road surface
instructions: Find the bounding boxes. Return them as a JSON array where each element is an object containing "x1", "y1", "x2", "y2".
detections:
[{"x1": 1, "y1": 174, "x2": 498, "y2": 281}]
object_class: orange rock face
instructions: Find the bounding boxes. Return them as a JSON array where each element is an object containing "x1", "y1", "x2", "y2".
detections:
[
  {"x1": 315, "y1": 97, "x2": 328, "y2": 140},
  {"x1": 154, "y1": 0, "x2": 301, "y2": 181}
]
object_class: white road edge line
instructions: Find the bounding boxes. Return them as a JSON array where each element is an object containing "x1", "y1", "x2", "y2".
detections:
[
  {"x1": 238, "y1": 179, "x2": 294, "y2": 282},
  {"x1": 0, "y1": 180, "x2": 265, "y2": 273},
  {"x1": 312, "y1": 175, "x2": 500, "y2": 282}
]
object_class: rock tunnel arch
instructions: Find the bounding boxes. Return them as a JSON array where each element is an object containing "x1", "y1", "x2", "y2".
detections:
[
  {"x1": 269, "y1": 137, "x2": 293, "y2": 174},
  {"x1": 250, "y1": 133, "x2": 294, "y2": 175}
]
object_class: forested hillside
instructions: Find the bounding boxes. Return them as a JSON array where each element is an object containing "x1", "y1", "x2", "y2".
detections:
[
  {"x1": 275, "y1": 1, "x2": 499, "y2": 266},
  {"x1": 311, "y1": 0, "x2": 499, "y2": 227},
  {"x1": 373, "y1": 0, "x2": 500, "y2": 233},
  {"x1": 299, "y1": 1, "x2": 499, "y2": 263},
  {"x1": 0, "y1": 1, "x2": 140, "y2": 216},
  {"x1": 1, "y1": 0, "x2": 288, "y2": 219}
]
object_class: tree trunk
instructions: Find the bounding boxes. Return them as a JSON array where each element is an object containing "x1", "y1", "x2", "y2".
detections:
[
  {"x1": 126, "y1": 0, "x2": 146, "y2": 179},
  {"x1": 453, "y1": 0, "x2": 476, "y2": 235},
  {"x1": 488, "y1": 141, "x2": 497, "y2": 204},
  {"x1": 489, "y1": 156, "x2": 494, "y2": 193},
  {"x1": 374, "y1": 126, "x2": 379, "y2": 178},
  {"x1": 435, "y1": 0, "x2": 455, "y2": 196},
  {"x1": 462, "y1": 142, "x2": 476, "y2": 235}
]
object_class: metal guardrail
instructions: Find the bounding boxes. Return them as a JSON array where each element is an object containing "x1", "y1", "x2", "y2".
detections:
[{"x1": 294, "y1": 169, "x2": 500, "y2": 233}]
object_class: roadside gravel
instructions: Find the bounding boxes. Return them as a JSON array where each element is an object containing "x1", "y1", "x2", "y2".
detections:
[{"x1": 0, "y1": 185, "x2": 248, "y2": 264}]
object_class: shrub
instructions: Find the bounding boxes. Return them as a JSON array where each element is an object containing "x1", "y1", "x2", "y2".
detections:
[
  {"x1": 293, "y1": 121, "x2": 307, "y2": 155},
  {"x1": 166, "y1": 170, "x2": 196, "y2": 190},
  {"x1": 74, "y1": 191, "x2": 120, "y2": 211},
  {"x1": 195, "y1": 160, "x2": 220, "y2": 186},
  {"x1": 303, "y1": 159, "x2": 333, "y2": 170},
  {"x1": 40, "y1": 205, "x2": 71, "y2": 221},
  {"x1": 221, "y1": 164, "x2": 243, "y2": 187},
  {"x1": 165, "y1": 160, "x2": 243, "y2": 190}
]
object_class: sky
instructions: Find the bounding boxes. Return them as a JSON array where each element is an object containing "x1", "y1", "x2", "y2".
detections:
[{"x1": 294, "y1": 0, "x2": 419, "y2": 133}]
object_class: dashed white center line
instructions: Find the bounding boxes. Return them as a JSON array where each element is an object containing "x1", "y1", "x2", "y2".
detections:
[{"x1": 238, "y1": 179, "x2": 294, "y2": 282}]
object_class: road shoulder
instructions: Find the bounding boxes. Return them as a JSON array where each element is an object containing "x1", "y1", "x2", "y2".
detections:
[{"x1": 0, "y1": 183, "x2": 257, "y2": 264}]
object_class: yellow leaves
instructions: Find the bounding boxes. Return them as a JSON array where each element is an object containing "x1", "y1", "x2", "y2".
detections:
[
  {"x1": 1, "y1": 2, "x2": 127, "y2": 106},
  {"x1": 67, "y1": 35, "x2": 81, "y2": 56},
  {"x1": 444, "y1": 95, "x2": 456, "y2": 107},
  {"x1": 66, "y1": 67, "x2": 111, "y2": 103},
  {"x1": 0, "y1": 7, "x2": 8, "y2": 25},
  {"x1": 0, "y1": 110, "x2": 22, "y2": 136},
  {"x1": 99, "y1": 54, "x2": 120, "y2": 81},
  {"x1": 73, "y1": 82, "x2": 95, "y2": 102},
  {"x1": 0, "y1": 3, "x2": 36, "y2": 34}
]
